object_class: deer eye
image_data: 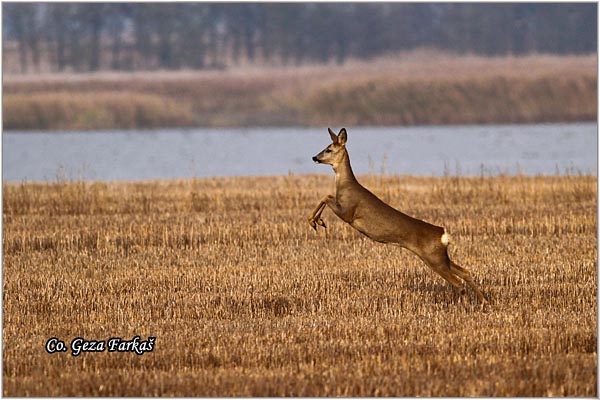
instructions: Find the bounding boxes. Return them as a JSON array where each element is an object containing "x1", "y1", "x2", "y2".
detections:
[{"x1": 325, "y1": 149, "x2": 332, "y2": 153}]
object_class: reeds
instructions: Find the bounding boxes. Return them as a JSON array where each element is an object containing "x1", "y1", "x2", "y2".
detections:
[
  {"x1": 3, "y1": 53, "x2": 596, "y2": 130},
  {"x1": 4, "y1": 92, "x2": 196, "y2": 130},
  {"x1": 306, "y1": 74, "x2": 597, "y2": 125},
  {"x1": 3, "y1": 174, "x2": 596, "y2": 396}
]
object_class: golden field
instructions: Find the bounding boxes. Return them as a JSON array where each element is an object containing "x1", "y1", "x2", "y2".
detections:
[
  {"x1": 2, "y1": 173, "x2": 597, "y2": 396},
  {"x1": 3, "y1": 53, "x2": 597, "y2": 130}
]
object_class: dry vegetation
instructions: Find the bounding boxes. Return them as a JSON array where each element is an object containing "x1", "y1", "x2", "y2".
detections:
[
  {"x1": 4, "y1": 53, "x2": 597, "y2": 130},
  {"x1": 3, "y1": 173, "x2": 597, "y2": 396}
]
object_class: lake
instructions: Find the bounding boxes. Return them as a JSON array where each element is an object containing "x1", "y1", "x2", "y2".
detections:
[{"x1": 3, "y1": 123, "x2": 597, "y2": 183}]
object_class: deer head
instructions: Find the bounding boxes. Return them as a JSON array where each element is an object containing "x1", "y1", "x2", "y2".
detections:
[{"x1": 312, "y1": 128, "x2": 348, "y2": 166}]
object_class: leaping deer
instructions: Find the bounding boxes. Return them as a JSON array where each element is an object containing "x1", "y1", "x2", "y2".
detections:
[{"x1": 308, "y1": 127, "x2": 487, "y2": 304}]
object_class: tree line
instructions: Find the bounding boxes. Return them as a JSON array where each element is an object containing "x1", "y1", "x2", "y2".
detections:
[{"x1": 3, "y1": 2, "x2": 597, "y2": 73}]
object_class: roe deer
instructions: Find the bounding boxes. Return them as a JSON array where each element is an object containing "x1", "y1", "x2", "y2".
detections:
[{"x1": 308, "y1": 127, "x2": 487, "y2": 303}]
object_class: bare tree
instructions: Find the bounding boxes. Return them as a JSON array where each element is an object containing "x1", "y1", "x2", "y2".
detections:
[{"x1": 2, "y1": 3, "x2": 597, "y2": 73}]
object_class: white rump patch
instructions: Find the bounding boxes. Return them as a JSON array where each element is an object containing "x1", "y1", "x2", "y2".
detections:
[{"x1": 441, "y1": 232, "x2": 452, "y2": 246}]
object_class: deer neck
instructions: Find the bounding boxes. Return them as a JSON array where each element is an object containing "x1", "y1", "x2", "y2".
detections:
[{"x1": 333, "y1": 149, "x2": 358, "y2": 191}]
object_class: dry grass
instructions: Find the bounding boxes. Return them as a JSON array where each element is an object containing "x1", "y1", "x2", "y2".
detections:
[
  {"x1": 3, "y1": 53, "x2": 597, "y2": 130},
  {"x1": 3, "y1": 173, "x2": 597, "y2": 396},
  {"x1": 306, "y1": 74, "x2": 596, "y2": 125},
  {"x1": 4, "y1": 91, "x2": 196, "y2": 130}
]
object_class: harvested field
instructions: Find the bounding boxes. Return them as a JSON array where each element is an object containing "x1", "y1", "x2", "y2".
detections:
[{"x1": 2, "y1": 174, "x2": 597, "y2": 396}]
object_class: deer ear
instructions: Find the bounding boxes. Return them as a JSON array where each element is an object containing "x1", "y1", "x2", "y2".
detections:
[
  {"x1": 338, "y1": 128, "x2": 347, "y2": 145},
  {"x1": 328, "y1": 127, "x2": 338, "y2": 143}
]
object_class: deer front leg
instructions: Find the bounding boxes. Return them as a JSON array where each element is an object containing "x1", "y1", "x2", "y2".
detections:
[{"x1": 308, "y1": 195, "x2": 334, "y2": 230}]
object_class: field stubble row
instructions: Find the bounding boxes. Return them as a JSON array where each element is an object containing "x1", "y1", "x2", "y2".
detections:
[{"x1": 3, "y1": 174, "x2": 597, "y2": 396}]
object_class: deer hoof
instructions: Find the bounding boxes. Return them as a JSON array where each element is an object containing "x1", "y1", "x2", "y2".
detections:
[
  {"x1": 480, "y1": 300, "x2": 490, "y2": 313},
  {"x1": 317, "y1": 218, "x2": 326, "y2": 228}
]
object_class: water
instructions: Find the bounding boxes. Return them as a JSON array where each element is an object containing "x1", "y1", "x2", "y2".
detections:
[{"x1": 3, "y1": 123, "x2": 597, "y2": 183}]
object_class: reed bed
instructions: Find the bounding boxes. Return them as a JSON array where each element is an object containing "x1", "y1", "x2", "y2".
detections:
[
  {"x1": 5, "y1": 92, "x2": 196, "y2": 130},
  {"x1": 3, "y1": 174, "x2": 597, "y2": 396},
  {"x1": 4, "y1": 53, "x2": 596, "y2": 130}
]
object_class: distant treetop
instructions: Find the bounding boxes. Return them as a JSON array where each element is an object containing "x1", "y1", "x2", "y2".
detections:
[{"x1": 2, "y1": 3, "x2": 597, "y2": 74}]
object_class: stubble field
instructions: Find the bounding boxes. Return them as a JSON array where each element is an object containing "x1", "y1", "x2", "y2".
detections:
[{"x1": 2, "y1": 174, "x2": 597, "y2": 396}]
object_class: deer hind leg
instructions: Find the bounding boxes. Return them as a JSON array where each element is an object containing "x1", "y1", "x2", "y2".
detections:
[
  {"x1": 448, "y1": 261, "x2": 488, "y2": 304},
  {"x1": 414, "y1": 249, "x2": 465, "y2": 297},
  {"x1": 428, "y1": 261, "x2": 466, "y2": 295}
]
